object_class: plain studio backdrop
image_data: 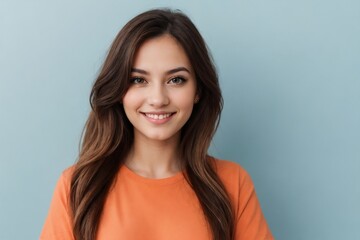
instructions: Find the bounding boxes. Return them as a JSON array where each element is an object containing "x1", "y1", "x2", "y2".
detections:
[{"x1": 1, "y1": 0, "x2": 359, "y2": 239}]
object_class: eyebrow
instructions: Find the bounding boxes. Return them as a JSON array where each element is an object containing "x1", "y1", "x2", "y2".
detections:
[{"x1": 131, "y1": 67, "x2": 191, "y2": 75}]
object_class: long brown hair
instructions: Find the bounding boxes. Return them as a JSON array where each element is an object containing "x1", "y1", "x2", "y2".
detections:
[{"x1": 70, "y1": 8, "x2": 234, "y2": 240}]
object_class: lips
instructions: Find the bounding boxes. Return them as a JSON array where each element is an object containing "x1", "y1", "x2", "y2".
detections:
[{"x1": 141, "y1": 112, "x2": 176, "y2": 123}]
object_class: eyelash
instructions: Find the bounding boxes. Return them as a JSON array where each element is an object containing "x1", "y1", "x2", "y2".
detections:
[
  {"x1": 129, "y1": 77, "x2": 146, "y2": 84},
  {"x1": 129, "y1": 76, "x2": 187, "y2": 85}
]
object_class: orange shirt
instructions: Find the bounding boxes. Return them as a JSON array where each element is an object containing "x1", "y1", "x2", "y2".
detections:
[{"x1": 40, "y1": 159, "x2": 273, "y2": 239}]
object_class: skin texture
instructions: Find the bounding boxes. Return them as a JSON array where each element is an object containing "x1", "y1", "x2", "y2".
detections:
[{"x1": 122, "y1": 34, "x2": 198, "y2": 178}]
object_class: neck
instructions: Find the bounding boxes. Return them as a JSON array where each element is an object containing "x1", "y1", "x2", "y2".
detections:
[{"x1": 125, "y1": 133, "x2": 182, "y2": 179}]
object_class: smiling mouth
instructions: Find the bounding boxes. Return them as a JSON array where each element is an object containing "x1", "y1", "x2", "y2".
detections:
[{"x1": 142, "y1": 112, "x2": 175, "y2": 120}]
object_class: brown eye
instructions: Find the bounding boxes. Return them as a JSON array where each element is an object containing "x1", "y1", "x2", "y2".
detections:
[
  {"x1": 130, "y1": 77, "x2": 146, "y2": 84},
  {"x1": 168, "y1": 77, "x2": 186, "y2": 85}
]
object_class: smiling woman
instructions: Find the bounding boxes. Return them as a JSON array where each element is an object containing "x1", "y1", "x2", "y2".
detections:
[
  {"x1": 40, "y1": 8, "x2": 273, "y2": 240},
  {"x1": 123, "y1": 35, "x2": 197, "y2": 145}
]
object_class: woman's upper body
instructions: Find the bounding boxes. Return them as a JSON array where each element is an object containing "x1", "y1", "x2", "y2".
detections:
[
  {"x1": 40, "y1": 158, "x2": 273, "y2": 240},
  {"x1": 41, "y1": 8, "x2": 274, "y2": 240}
]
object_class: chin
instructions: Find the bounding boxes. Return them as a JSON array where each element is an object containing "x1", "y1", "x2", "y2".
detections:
[
  {"x1": 146, "y1": 134, "x2": 174, "y2": 142},
  {"x1": 138, "y1": 130, "x2": 180, "y2": 142}
]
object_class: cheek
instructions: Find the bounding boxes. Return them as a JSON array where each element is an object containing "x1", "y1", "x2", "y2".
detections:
[
  {"x1": 173, "y1": 88, "x2": 196, "y2": 109},
  {"x1": 122, "y1": 89, "x2": 140, "y2": 111},
  {"x1": 179, "y1": 97, "x2": 196, "y2": 110},
  {"x1": 171, "y1": 95, "x2": 196, "y2": 121}
]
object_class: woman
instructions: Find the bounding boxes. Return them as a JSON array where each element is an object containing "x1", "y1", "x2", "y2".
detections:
[{"x1": 41, "y1": 8, "x2": 273, "y2": 240}]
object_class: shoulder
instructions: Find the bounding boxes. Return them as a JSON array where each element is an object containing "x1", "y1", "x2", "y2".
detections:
[
  {"x1": 59, "y1": 166, "x2": 75, "y2": 184},
  {"x1": 212, "y1": 158, "x2": 245, "y2": 173},
  {"x1": 211, "y1": 158, "x2": 274, "y2": 239},
  {"x1": 211, "y1": 158, "x2": 256, "y2": 205},
  {"x1": 47, "y1": 166, "x2": 75, "y2": 212},
  {"x1": 52, "y1": 166, "x2": 75, "y2": 197},
  {"x1": 212, "y1": 158, "x2": 251, "y2": 186},
  {"x1": 40, "y1": 166, "x2": 75, "y2": 239}
]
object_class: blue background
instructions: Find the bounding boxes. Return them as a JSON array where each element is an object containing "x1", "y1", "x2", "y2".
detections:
[{"x1": 1, "y1": 0, "x2": 359, "y2": 239}]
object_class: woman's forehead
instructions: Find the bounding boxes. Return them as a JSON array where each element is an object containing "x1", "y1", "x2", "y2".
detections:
[{"x1": 132, "y1": 35, "x2": 193, "y2": 74}]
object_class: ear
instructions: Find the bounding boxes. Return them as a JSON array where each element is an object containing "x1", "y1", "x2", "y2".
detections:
[{"x1": 194, "y1": 95, "x2": 200, "y2": 104}]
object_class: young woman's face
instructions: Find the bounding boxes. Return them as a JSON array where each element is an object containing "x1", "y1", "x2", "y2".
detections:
[{"x1": 122, "y1": 34, "x2": 198, "y2": 143}]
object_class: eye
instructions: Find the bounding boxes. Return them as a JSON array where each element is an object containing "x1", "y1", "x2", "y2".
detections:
[
  {"x1": 168, "y1": 76, "x2": 186, "y2": 85},
  {"x1": 130, "y1": 77, "x2": 146, "y2": 84}
]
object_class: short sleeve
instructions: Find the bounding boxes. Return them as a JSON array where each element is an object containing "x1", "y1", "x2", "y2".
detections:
[
  {"x1": 235, "y1": 168, "x2": 274, "y2": 240},
  {"x1": 40, "y1": 168, "x2": 74, "y2": 240},
  {"x1": 214, "y1": 159, "x2": 274, "y2": 240}
]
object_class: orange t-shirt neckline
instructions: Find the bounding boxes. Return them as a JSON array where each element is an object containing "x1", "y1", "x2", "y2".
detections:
[{"x1": 120, "y1": 164, "x2": 185, "y2": 186}]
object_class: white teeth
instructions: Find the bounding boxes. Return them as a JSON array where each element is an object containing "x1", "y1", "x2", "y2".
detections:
[{"x1": 145, "y1": 113, "x2": 172, "y2": 120}]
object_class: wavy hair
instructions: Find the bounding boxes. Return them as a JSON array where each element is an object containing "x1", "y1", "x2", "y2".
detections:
[{"x1": 70, "y1": 8, "x2": 234, "y2": 240}]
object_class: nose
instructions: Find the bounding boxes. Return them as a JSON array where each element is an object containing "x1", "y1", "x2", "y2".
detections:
[{"x1": 147, "y1": 83, "x2": 170, "y2": 107}]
